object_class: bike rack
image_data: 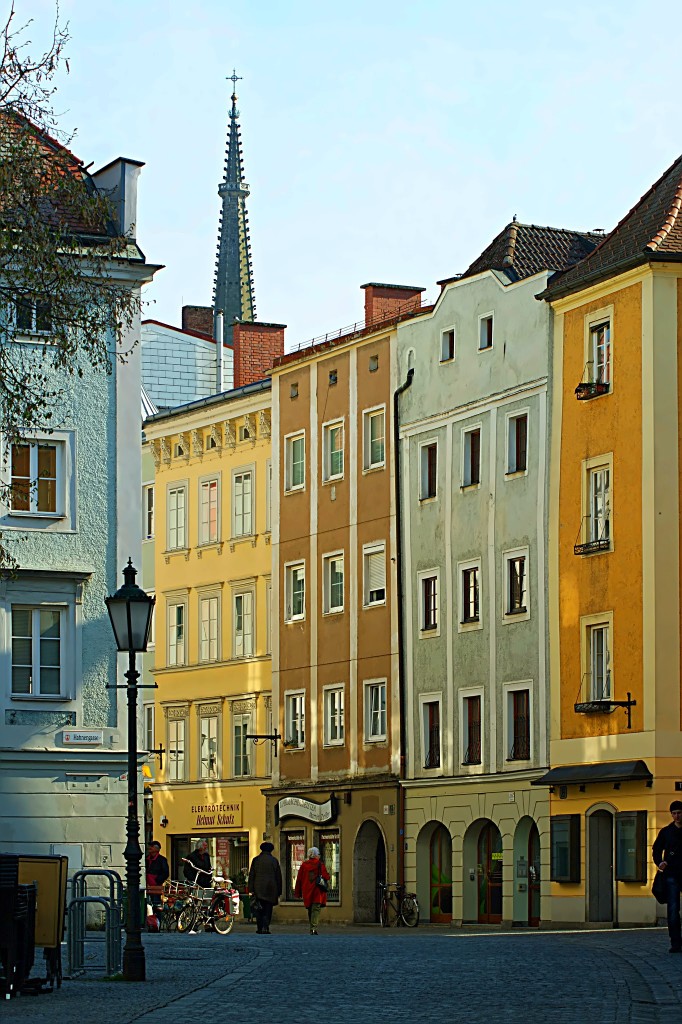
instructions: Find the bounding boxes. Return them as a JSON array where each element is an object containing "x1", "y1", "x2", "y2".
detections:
[{"x1": 67, "y1": 869, "x2": 123, "y2": 978}]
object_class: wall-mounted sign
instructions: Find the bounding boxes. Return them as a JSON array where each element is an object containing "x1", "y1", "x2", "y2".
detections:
[
  {"x1": 276, "y1": 795, "x2": 337, "y2": 825},
  {"x1": 63, "y1": 730, "x2": 104, "y2": 746},
  {"x1": 191, "y1": 802, "x2": 242, "y2": 829}
]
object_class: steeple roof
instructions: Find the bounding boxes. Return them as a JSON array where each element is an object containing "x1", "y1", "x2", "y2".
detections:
[
  {"x1": 213, "y1": 71, "x2": 256, "y2": 345},
  {"x1": 543, "y1": 153, "x2": 682, "y2": 299}
]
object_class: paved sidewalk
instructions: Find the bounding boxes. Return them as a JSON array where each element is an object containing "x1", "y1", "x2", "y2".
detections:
[{"x1": 2, "y1": 925, "x2": 682, "y2": 1023}]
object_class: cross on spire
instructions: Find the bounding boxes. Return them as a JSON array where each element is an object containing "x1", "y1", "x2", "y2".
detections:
[{"x1": 228, "y1": 69, "x2": 242, "y2": 95}]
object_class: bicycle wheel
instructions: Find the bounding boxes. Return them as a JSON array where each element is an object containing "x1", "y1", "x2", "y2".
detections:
[
  {"x1": 380, "y1": 897, "x2": 399, "y2": 927},
  {"x1": 400, "y1": 895, "x2": 420, "y2": 928},
  {"x1": 212, "y1": 895, "x2": 234, "y2": 935},
  {"x1": 177, "y1": 903, "x2": 197, "y2": 933}
]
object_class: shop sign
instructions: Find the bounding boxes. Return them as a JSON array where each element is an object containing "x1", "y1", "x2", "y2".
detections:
[
  {"x1": 191, "y1": 802, "x2": 242, "y2": 828},
  {"x1": 276, "y1": 795, "x2": 337, "y2": 825},
  {"x1": 63, "y1": 729, "x2": 103, "y2": 745}
]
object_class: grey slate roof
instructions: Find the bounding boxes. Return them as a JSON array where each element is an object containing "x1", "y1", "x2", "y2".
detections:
[
  {"x1": 544, "y1": 153, "x2": 682, "y2": 299},
  {"x1": 447, "y1": 221, "x2": 601, "y2": 286}
]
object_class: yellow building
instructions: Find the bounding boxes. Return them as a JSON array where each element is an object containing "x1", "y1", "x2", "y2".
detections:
[
  {"x1": 143, "y1": 380, "x2": 273, "y2": 884},
  {"x1": 540, "y1": 154, "x2": 682, "y2": 925}
]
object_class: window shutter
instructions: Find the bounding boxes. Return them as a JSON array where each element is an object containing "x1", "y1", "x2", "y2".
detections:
[{"x1": 367, "y1": 550, "x2": 385, "y2": 594}]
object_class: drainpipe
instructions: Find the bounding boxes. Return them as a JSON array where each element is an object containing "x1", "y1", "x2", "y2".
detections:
[
  {"x1": 393, "y1": 366, "x2": 414, "y2": 888},
  {"x1": 215, "y1": 310, "x2": 224, "y2": 393}
]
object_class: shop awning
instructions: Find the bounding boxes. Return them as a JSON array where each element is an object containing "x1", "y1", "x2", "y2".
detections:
[{"x1": 531, "y1": 759, "x2": 652, "y2": 787}]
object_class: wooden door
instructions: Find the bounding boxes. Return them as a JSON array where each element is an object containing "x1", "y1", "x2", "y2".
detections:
[
  {"x1": 588, "y1": 810, "x2": 613, "y2": 922},
  {"x1": 477, "y1": 823, "x2": 502, "y2": 923},
  {"x1": 429, "y1": 826, "x2": 452, "y2": 923}
]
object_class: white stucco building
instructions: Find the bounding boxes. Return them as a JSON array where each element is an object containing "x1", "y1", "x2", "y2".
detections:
[{"x1": 0, "y1": 146, "x2": 159, "y2": 879}]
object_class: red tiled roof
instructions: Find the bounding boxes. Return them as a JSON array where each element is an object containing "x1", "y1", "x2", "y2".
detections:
[
  {"x1": 544, "y1": 153, "x2": 682, "y2": 299},
  {"x1": 450, "y1": 222, "x2": 600, "y2": 286}
]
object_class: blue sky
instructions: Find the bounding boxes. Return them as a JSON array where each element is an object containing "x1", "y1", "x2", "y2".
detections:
[{"x1": 13, "y1": 0, "x2": 682, "y2": 347}]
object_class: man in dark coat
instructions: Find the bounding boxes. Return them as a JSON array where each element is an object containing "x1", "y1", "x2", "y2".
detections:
[
  {"x1": 183, "y1": 840, "x2": 212, "y2": 884},
  {"x1": 653, "y1": 800, "x2": 682, "y2": 953},
  {"x1": 145, "y1": 840, "x2": 170, "y2": 910},
  {"x1": 248, "y1": 841, "x2": 283, "y2": 934}
]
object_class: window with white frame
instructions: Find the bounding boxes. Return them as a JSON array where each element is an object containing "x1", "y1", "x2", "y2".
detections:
[
  {"x1": 441, "y1": 327, "x2": 455, "y2": 362},
  {"x1": 461, "y1": 693, "x2": 482, "y2": 765},
  {"x1": 14, "y1": 295, "x2": 51, "y2": 334},
  {"x1": 234, "y1": 589, "x2": 254, "y2": 657},
  {"x1": 507, "y1": 413, "x2": 528, "y2": 474},
  {"x1": 232, "y1": 469, "x2": 253, "y2": 537},
  {"x1": 199, "y1": 478, "x2": 219, "y2": 545},
  {"x1": 284, "y1": 432, "x2": 305, "y2": 491},
  {"x1": 589, "y1": 465, "x2": 610, "y2": 545},
  {"x1": 167, "y1": 717, "x2": 186, "y2": 781},
  {"x1": 168, "y1": 601, "x2": 186, "y2": 666},
  {"x1": 233, "y1": 713, "x2": 251, "y2": 776},
  {"x1": 323, "y1": 686, "x2": 345, "y2": 746},
  {"x1": 364, "y1": 680, "x2": 387, "y2": 741},
  {"x1": 590, "y1": 319, "x2": 611, "y2": 385},
  {"x1": 419, "y1": 571, "x2": 439, "y2": 632},
  {"x1": 459, "y1": 562, "x2": 481, "y2": 625},
  {"x1": 507, "y1": 687, "x2": 531, "y2": 761},
  {"x1": 420, "y1": 441, "x2": 437, "y2": 500},
  {"x1": 200, "y1": 714, "x2": 219, "y2": 779},
  {"x1": 144, "y1": 704, "x2": 154, "y2": 754},
  {"x1": 199, "y1": 595, "x2": 219, "y2": 662},
  {"x1": 167, "y1": 485, "x2": 187, "y2": 550},
  {"x1": 421, "y1": 697, "x2": 441, "y2": 768},
  {"x1": 147, "y1": 595, "x2": 156, "y2": 648},
  {"x1": 143, "y1": 484, "x2": 155, "y2": 539},
  {"x1": 322, "y1": 553, "x2": 344, "y2": 614},
  {"x1": 462, "y1": 427, "x2": 481, "y2": 487},
  {"x1": 323, "y1": 420, "x2": 344, "y2": 481},
  {"x1": 284, "y1": 562, "x2": 305, "y2": 621},
  {"x1": 363, "y1": 544, "x2": 386, "y2": 606},
  {"x1": 265, "y1": 579, "x2": 272, "y2": 654},
  {"x1": 265, "y1": 459, "x2": 272, "y2": 532},
  {"x1": 589, "y1": 622, "x2": 611, "y2": 700},
  {"x1": 479, "y1": 313, "x2": 493, "y2": 350},
  {"x1": 363, "y1": 407, "x2": 385, "y2": 470},
  {"x1": 285, "y1": 691, "x2": 305, "y2": 748},
  {"x1": 11, "y1": 606, "x2": 63, "y2": 696},
  {"x1": 504, "y1": 551, "x2": 529, "y2": 617},
  {"x1": 9, "y1": 440, "x2": 63, "y2": 516}
]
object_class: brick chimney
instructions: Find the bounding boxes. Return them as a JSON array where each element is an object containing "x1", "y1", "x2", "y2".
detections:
[
  {"x1": 361, "y1": 283, "x2": 424, "y2": 327},
  {"x1": 182, "y1": 305, "x2": 214, "y2": 337},
  {"x1": 233, "y1": 321, "x2": 286, "y2": 388}
]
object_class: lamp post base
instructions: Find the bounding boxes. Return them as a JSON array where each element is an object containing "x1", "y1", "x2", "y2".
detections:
[{"x1": 122, "y1": 941, "x2": 146, "y2": 982}]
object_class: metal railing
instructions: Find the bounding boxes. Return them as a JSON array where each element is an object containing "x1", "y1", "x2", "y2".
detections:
[{"x1": 286, "y1": 294, "x2": 434, "y2": 357}]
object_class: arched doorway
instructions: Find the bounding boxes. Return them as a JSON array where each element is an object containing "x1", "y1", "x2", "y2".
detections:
[
  {"x1": 528, "y1": 823, "x2": 540, "y2": 927},
  {"x1": 477, "y1": 822, "x2": 502, "y2": 923},
  {"x1": 588, "y1": 808, "x2": 614, "y2": 922},
  {"x1": 429, "y1": 825, "x2": 452, "y2": 923},
  {"x1": 353, "y1": 819, "x2": 386, "y2": 923}
]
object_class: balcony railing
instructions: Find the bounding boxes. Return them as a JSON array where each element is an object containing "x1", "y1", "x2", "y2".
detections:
[
  {"x1": 574, "y1": 671, "x2": 636, "y2": 728},
  {"x1": 574, "y1": 515, "x2": 610, "y2": 556},
  {"x1": 510, "y1": 716, "x2": 530, "y2": 760},
  {"x1": 575, "y1": 361, "x2": 610, "y2": 401},
  {"x1": 424, "y1": 728, "x2": 441, "y2": 769}
]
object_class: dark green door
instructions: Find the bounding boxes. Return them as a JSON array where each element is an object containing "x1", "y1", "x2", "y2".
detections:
[{"x1": 429, "y1": 826, "x2": 452, "y2": 922}]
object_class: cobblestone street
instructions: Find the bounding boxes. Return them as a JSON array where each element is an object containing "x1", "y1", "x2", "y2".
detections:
[{"x1": 3, "y1": 925, "x2": 682, "y2": 1024}]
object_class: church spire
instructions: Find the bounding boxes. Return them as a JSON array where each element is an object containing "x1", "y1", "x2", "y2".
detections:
[{"x1": 213, "y1": 70, "x2": 255, "y2": 347}]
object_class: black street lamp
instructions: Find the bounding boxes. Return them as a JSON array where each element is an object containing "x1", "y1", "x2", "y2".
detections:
[{"x1": 105, "y1": 559, "x2": 155, "y2": 982}]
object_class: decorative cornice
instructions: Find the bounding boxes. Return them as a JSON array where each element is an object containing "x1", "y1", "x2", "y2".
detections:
[
  {"x1": 160, "y1": 437, "x2": 171, "y2": 465},
  {"x1": 210, "y1": 423, "x2": 222, "y2": 449},
  {"x1": 163, "y1": 704, "x2": 189, "y2": 719},
  {"x1": 150, "y1": 438, "x2": 162, "y2": 468},
  {"x1": 231, "y1": 697, "x2": 256, "y2": 715},
  {"x1": 224, "y1": 421, "x2": 236, "y2": 448},
  {"x1": 191, "y1": 429, "x2": 203, "y2": 457}
]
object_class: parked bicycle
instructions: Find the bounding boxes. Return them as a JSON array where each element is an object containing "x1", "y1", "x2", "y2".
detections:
[
  {"x1": 158, "y1": 879, "x2": 193, "y2": 932},
  {"x1": 176, "y1": 858, "x2": 239, "y2": 935},
  {"x1": 378, "y1": 881, "x2": 420, "y2": 928}
]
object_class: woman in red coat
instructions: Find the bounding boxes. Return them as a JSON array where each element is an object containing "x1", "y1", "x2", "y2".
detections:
[{"x1": 294, "y1": 846, "x2": 330, "y2": 934}]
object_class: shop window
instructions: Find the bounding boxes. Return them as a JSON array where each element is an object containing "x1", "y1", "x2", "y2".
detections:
[
  {"x1": 283, "y1": 831, "x2": 306, "y2": 901},
  {"x1": 615, "y1": 811, "x2": 647, "y2": 882},
  {"x1": 316, "y1": 830, "x2": 340, "y2": 902},
  {"x1": 550, "y1": 815, "x2": 580, "y2": 882}
]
